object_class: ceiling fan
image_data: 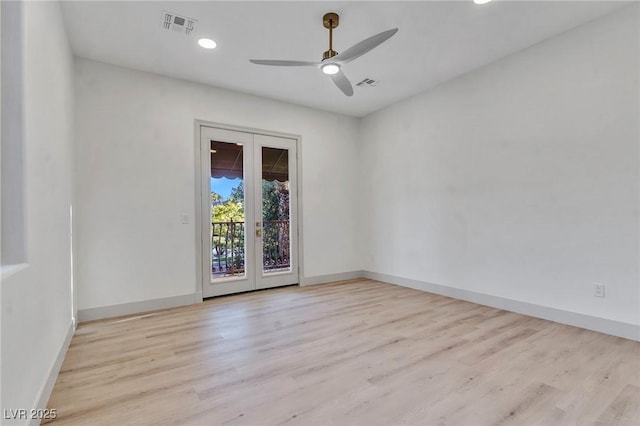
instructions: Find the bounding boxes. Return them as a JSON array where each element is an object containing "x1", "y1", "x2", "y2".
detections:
[{"x1": 249, "y1": 13, "x2": 398, "y2": 97}]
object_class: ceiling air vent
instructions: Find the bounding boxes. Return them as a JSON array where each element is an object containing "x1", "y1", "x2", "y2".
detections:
[
  {"x1": 162, "y1": 11, "x2": 196, "y2": 36},
  {"x1": 356, "y1": 78, "x2": 378, "y2": 88}
]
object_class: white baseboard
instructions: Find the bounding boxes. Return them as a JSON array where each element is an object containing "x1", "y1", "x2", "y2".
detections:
[
  {"x1": 300, "y1": 270, "x2": 365, "y2": 286},
  {"x1": 364, "y1": 271, "x2": 640, "y2": 342},
  {"x1": 77, "y1": 274, "x2": 639, "y2": 341},
  {"x1": 30, "y1": 321, "x2": 75, "y2": 426},
  {"x1": 77, "y1": 293, "x2": 200, "y2": 322}
]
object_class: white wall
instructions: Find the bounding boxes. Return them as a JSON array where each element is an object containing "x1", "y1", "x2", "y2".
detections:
[
  {"x1": 74, "y1": 58, "x2": 361, "y2": 311},
  {"x1": 1, "y1": 0, "x2": 75, "y2": 421},
  {"x1": 360, "y1": 6, "x2": 639, "y2": 329},
  {"x1": 1, "y1": 0, "x2": 26, "y2": 267}
]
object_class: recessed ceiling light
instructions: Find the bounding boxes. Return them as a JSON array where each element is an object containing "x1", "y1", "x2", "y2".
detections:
[
  {"x1": 473, "y1": 0, "x2": 493, "y2": 4},
  {"x1": 321, "y1": 63, "x2": 340, "y2": 75},
  {"x1": 198, "y1": 38, "x2": 217, "y2": 49}
]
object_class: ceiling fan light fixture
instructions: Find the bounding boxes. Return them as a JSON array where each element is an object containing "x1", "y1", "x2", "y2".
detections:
[
  {"x1": 321, "y1": 63, "x2": 340, "y2": 75},
  {"x1": 198, "y1": 38, "x2": 217, "y2": 49}
]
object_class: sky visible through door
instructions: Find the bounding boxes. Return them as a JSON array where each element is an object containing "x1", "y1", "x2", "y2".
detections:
[{"x1": 210, "y1": 177, "x2": 237, "y2": 199}]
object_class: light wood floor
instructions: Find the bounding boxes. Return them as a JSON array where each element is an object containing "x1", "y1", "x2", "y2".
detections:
[{"x1": 46, "y1": 280, "x2": 639, "y2": 426}]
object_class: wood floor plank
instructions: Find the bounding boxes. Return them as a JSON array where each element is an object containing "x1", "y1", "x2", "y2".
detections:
[{"x1": 45, "y1": 280, "x2": 640, "y2": 425}]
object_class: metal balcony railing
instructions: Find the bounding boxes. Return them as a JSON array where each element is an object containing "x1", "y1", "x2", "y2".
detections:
[
  {"x1": 262, "y1": 220, "x2": 290, "y2": 272},
  {"x1": 211, "y1": 220, "x2": 290, "y2": 278}
]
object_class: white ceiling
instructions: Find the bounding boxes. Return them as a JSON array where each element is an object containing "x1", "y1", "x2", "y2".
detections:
[{"x1": 61, "y1": 1, "x2": 628, "y2": 117}]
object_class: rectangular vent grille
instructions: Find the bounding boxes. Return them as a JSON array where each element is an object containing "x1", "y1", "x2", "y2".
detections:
[
  {"x1": 356, "y1": 78, "x2": 378, "y2": 87},
  {"x1": 162, "y1": 11, "x2": 196, "y2": 36}
]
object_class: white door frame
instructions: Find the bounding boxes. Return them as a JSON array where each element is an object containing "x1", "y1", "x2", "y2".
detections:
[{"x1": 194, "y1": 120, "x2": 303, "y2": 299}]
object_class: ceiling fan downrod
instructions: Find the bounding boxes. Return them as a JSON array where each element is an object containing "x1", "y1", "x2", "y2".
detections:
[{"x1": 322, "y1": 12, "x2": 339, "y2": 61}]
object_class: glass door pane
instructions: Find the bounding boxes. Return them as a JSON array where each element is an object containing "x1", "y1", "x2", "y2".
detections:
[
  {"x1": 210, "y1": 140, "x2": 246, "y2": 280},
  {"x1": 261, "y1": 146, "x2": 291, "y2": 274}
]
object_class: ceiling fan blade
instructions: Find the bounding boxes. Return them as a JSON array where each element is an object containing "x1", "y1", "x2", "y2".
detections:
[
  {"x1": 332, "y1": 28, "x2": 398, "y2": 64},
  {"x1": 330, "y1": 69, "x2": 353, "y2": 96},
  {"x1": 249, "y1": 59, "x2": 320, "y2": 67}
]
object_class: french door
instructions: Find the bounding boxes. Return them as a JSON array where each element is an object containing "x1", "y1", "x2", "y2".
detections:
[{"x1": 199, "y1": 126, "x2": 299, "y2": 298}]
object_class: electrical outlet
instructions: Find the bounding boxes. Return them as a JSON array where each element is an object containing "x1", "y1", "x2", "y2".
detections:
[
  {"x1": 181, "y1": 215, "x2": 190, "y2": 224},
  {"x1": 594, "y1": 283, "x2": 605, "y2": 298}
]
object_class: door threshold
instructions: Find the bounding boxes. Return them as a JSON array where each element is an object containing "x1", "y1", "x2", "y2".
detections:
[{"x1": 203, "y1": 283, "x2": 300, "y2": 300}]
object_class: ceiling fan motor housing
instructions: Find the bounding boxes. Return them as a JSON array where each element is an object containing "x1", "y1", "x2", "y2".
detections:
[{"x1": 322, "y1": 49, "x2": 338, "y2": 61}]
